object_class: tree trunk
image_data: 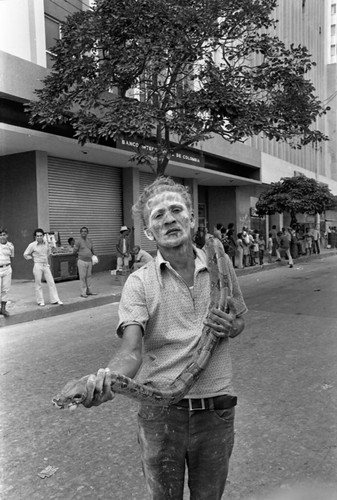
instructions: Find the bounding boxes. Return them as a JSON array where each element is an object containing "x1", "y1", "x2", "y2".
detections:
[
  {"x1": 156, "y1": 156, "x2": 169, "y2": 178},
  {"x1": 290, "y1": 211, "x2": 298, "y2": 227}
]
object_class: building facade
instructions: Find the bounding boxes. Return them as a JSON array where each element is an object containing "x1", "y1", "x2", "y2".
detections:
[{"x1": 1, "y1": 0, "x2": 336, "y2": 278}]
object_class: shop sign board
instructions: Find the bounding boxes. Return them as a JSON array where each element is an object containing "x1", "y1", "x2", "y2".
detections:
[{"x1": 117, "y1": 138, "x2": 203, "y2": 167}]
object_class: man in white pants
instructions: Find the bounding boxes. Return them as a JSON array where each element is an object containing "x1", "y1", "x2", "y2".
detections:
[
  {"x1": 0, "y1": 228, "x2": 14, "y2": 317},
  {"x1": 24, "y1": 229, "x2": 63, "y2": 306}
]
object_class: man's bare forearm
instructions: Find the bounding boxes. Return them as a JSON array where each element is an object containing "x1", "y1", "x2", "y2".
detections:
[
  {"x1": 107, "y1": 325, "x2": 143, "y2": 378},
  {"x1": 107, "y1": 350, "x2": 142, "y2": 379}
]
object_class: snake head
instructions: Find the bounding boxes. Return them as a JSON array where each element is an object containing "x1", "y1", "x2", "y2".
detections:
[{"x1": 52, "y1": 376, "x2": 89, "y2": 410}]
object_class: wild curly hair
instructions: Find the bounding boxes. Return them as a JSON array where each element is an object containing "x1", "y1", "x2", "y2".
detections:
[{"x1": 132, "y1": 177, "x2": 192, "y2": 225}]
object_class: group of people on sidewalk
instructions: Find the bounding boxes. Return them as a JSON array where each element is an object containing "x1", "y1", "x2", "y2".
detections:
[
  {"x1": 0, "y1": 223, "x2": 154, "y2": 317},
  {"x1": 0, "y1": 225, "x2": 98, "y2": 316},
  {"x1": 194, "y1": 222, "x2": 324, "y2": 270}
]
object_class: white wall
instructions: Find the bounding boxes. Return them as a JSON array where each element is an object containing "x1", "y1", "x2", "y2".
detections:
[
  {"x1": 261, "y1": 152, "x2": 337, "y2": 195},
  {"x1": 0, "y1": 0, "x2": 46, "y2": 66}
]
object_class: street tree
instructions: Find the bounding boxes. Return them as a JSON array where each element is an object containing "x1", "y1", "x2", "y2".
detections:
[
  {"x1": 255, "y1": 175, "x2": 337, "y2": 226},
  {"x1": 28, "y1": 0, "x2": 330, "y2": 176}
]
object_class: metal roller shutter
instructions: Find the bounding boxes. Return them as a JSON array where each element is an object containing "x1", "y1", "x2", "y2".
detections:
[{"x1": 48, "y1": 157, "x2": 122, "y2": 255}]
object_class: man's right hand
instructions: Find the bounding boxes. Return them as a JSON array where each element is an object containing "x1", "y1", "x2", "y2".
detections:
[{"x1": 82, "y1": 368, "x2": 115, "y2": 408}]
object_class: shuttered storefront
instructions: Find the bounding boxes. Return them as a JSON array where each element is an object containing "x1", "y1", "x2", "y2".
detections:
[{"x1": 48, "y1": 157, "x2": 122, "y2": 255}]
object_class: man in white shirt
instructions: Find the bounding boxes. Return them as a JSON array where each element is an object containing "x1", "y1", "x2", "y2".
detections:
[
  {"x1": 0, "y1": 228, "x2": 14, "y2": 317},
  {"x1": 24, "y1": 228, "x2": 63, "y2": 307}
]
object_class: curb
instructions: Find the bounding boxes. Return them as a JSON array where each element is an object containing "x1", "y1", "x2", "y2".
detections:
[{"x1": 0, "y1": 293, "x2": 122, "y2": 328}]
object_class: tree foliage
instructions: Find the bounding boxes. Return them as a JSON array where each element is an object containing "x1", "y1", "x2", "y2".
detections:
[
  {"x1": 255, "y1": 175, "x2": 337, "y2": 226},
  {"x1": 28, "y1": 0, "x2": 330, "y2": 176}
]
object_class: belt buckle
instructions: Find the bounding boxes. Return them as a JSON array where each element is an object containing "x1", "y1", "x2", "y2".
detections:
[{"x1": 188, "y1": 398, "x2": 206, "y2": 411}]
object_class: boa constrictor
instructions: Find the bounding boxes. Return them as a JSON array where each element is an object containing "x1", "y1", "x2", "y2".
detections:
[{"x1": 52, "y1": 236, "x2": 229, "y2": 409}]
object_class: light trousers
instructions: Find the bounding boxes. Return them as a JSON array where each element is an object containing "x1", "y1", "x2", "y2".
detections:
[
  {"x1": 117, "y1": 256, "x2": 130, "y2": 270},
  {"x1": 33, "y1": 263, "x2": 60, "y2": 304},
  {"x1": 77, "y1": 259, "x2": 93, "y2": 295},
  {"x1": 284, "y1": 249, "x2": 293, "y2": 265},
  {"x1": 0, "y1": 265, "x2": 12, "y2": 301}
]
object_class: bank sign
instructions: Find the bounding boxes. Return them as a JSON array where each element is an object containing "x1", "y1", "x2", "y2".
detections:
[{"x1": 117, "y1": 138, "x2": 203, "y2": 167}]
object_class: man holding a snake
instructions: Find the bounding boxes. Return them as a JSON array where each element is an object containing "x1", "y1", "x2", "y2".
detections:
[{"x1": 69, "y1": 177, "x2": 247, "y2": 499}]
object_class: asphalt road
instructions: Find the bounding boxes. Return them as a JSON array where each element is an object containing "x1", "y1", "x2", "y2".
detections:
[{"x1": 1, "y1": 256, "x2": 336, "y2": 500}]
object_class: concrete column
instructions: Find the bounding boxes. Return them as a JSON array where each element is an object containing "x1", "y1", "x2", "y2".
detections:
[
  {"x1": 269, "y1": 213, "x2": 283, "y2": 231},
  {"x1": 265, "y1": 216, "x2": 270, "y2": 241},
  {"x1": 279, "y1": 213, "x2": 284, "y2": 229},
  {"x1": 35, "y1": 151, "x2": 49, "y2": 230}
]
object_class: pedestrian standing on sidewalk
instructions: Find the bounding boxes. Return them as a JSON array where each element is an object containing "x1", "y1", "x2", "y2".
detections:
[
  {"x1": 73, "y1": 226, "x2": 97, "y2": 298},
  {"x1": 273, "y1": 231, "x2": 282, "y2": 262},
  {"x1": 251, "y1": 230, "x2": 259, "y2": 265},
  {"x1": 116, "y1": 226, "x2": 131, "y2": 271},
  {"x1": 278, "y1": 230, "x2": 294, "y2": 268},
  {"x1": 226, "y1": 228, "x2": 237, "y2": 267},
  {"x1": 304, "y1": 227, "x2": 313, "y2": 255},
  {"x1": 0, "y1": 228, "x2": 14, "y2": 317},
  {"x1": 266, "y1": 233, "x2": 273, "y2": 263},
  {"x1": 76, "y1": 177, "x2": 247, "y2": 500},
  {"x1": 311, "y1": 227, "x2": 320, "y2": 254},
  {"x1": 23, "y1": 229, "x2": 63, "y2": 306},
  {"x1": 257, "y1": 233, "x2": 266, "y2": 266},
  {"x1": 236, "y1": 232, "x2": 244, "y2": 269},
  {"x1": 271, "y1": 224, "x2": 278, "y2": 256}
]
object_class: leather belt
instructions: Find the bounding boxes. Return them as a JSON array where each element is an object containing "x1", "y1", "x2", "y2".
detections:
[
  {"x1": 0, "y1": 263, "x2": 10, "y2": 268},
  {"x1": 173, "y1": 395, "x2": 237, "y2": 411}
]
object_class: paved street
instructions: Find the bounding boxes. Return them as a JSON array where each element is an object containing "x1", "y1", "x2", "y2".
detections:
[{"x1": 1, "y1": 256, "x2": 337, "y2": 500}]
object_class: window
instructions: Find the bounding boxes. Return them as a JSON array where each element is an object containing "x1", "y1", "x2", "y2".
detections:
[
  {"x1": 332, "y1": 3, "x2": 337, "y2": 15},
  {"x1": 45, "y1": 15, "x2": 61, "y2": 68},
  {"x1": 332, "y1": 24, "x2": 336, "y2": 36},
  {"x1": 330, "y1": 44, "x2": 336, "y2": 57}
]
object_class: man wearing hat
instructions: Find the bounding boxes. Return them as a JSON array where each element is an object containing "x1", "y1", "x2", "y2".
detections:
[{"x1": 116, "y1": 226, "x2": 131, "y2": 271}]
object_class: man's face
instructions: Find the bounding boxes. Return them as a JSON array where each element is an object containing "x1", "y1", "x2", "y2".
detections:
[
  {"x1": 35, "y1": 232, "x2": 44, "y2": 243},
  {"x1": 145, "y1": 191, "x2": 194, "y2": 249},
  {"x1": 80, "y1": 228, "x2": 88, "y2": 238},
  {"x1": 0, "y1": 232, "x2": 8, "y2": 244}
]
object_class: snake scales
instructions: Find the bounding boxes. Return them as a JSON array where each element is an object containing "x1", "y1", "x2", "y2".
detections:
[{"x1": 52, "y1": 236, "x2": 229, "y2": 409}]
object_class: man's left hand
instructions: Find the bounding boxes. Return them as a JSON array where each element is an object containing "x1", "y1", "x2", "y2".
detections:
[{"x1": 204, "y1": 296, "x2": 244, "y2": 338}]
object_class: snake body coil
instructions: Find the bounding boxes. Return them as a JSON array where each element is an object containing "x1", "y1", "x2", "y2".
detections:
[{"x1": 52, "y1": 237, "x2": 228, "y2": 409}]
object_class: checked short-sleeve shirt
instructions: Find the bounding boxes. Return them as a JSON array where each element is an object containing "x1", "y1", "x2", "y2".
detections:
[{"x1": 117, "y1": 247, "x2": 247, "y2": 398}]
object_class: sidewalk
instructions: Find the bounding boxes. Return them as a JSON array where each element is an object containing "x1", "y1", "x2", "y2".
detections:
[{"x1": 1, "y1": 247, "x2": 336, "y2": 327}]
